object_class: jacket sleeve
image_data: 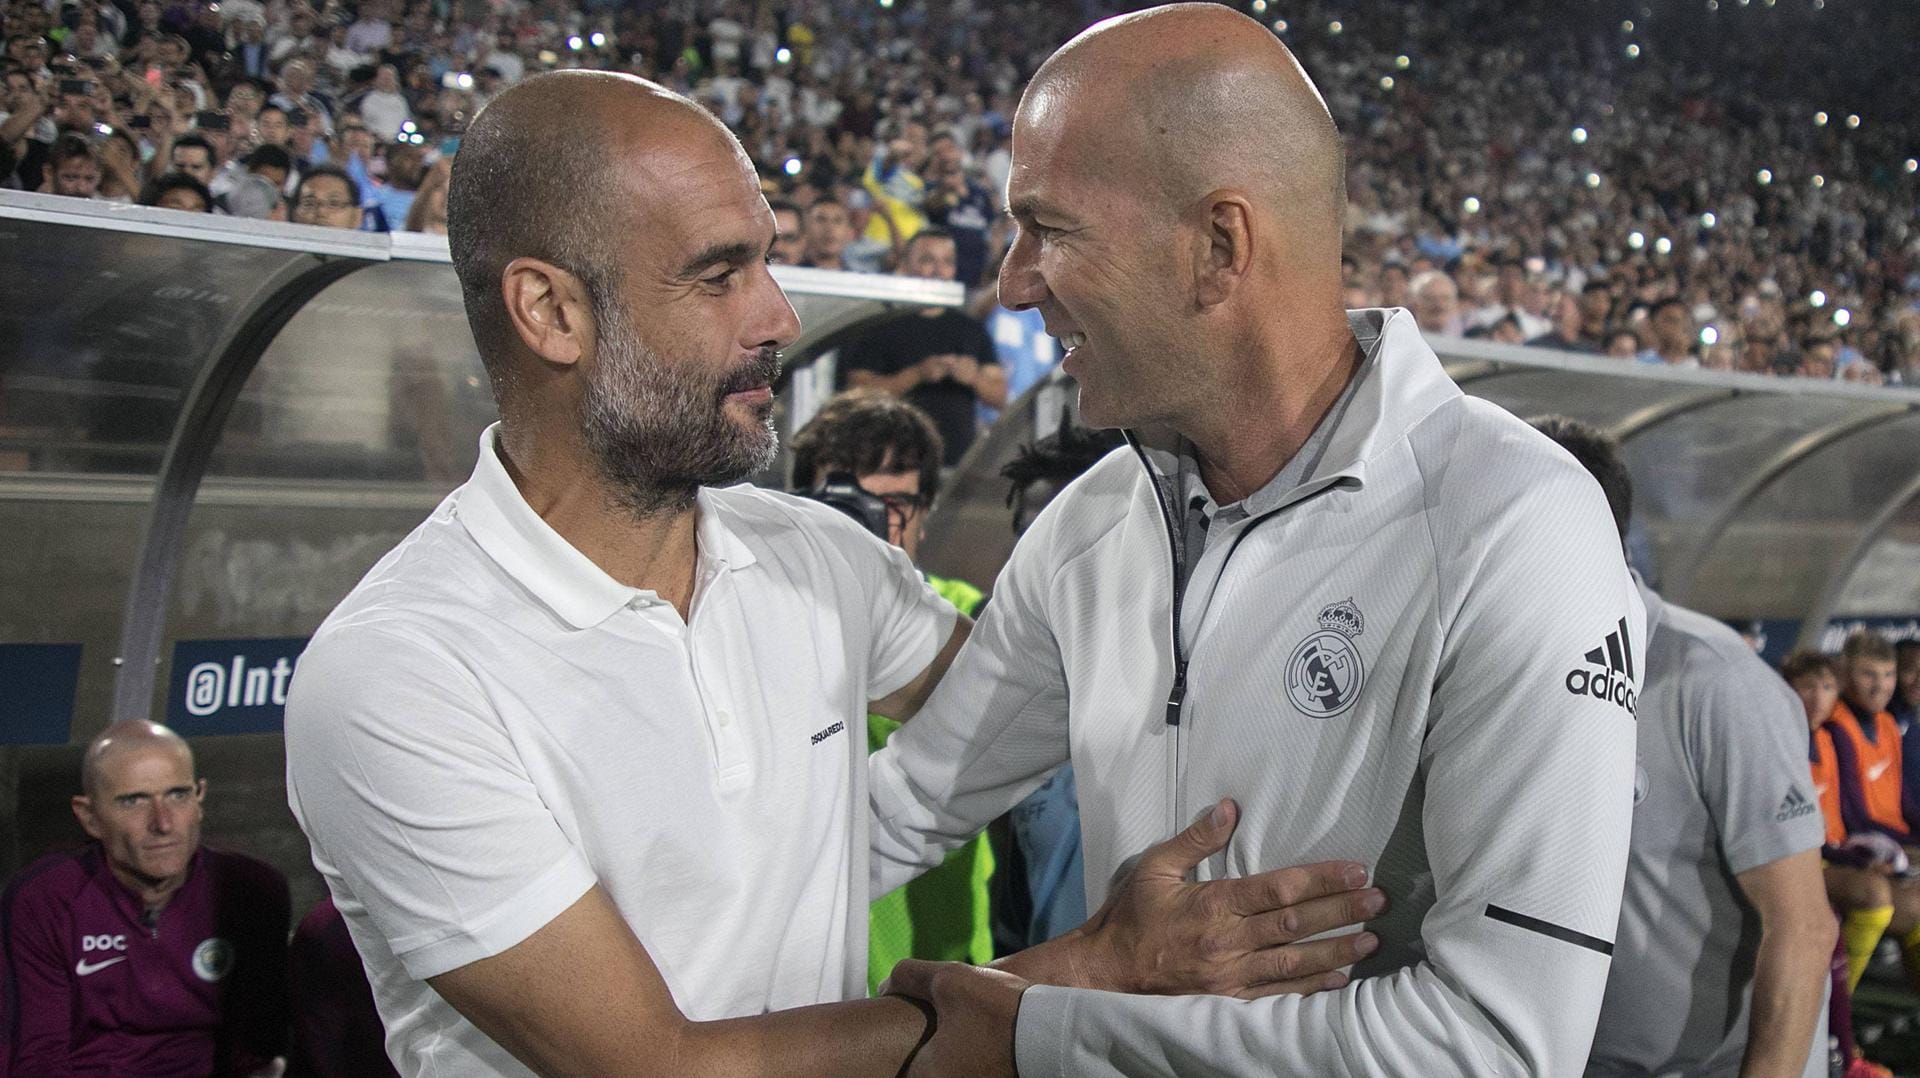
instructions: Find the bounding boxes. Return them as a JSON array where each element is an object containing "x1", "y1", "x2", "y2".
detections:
[
  {"x1": 1011, "y1": 448, "x2": 1643, "y2": 1077},
  {"x1": 869, "y1": 500, "x2": 1073, "y2": 897},
  {"x1": 2, "y1": 880, "x2": 76, "y2": 1078}
]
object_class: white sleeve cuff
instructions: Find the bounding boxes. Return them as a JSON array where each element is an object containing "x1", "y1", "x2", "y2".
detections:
[
  {"x1": 1013, "y1": 984, "x2": 1074, "y2": 1078},
  {"x1": 391, "y1": 850, "x2": 598, "y2": 980}
]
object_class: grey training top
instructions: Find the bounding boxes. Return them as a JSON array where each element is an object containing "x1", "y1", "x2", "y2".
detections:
[{"x1": 1585, "y1": 577, "x2": 1826, "y2": 1078}]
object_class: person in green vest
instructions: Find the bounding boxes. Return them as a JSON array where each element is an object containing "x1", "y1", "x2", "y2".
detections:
[{"x1": 789, "y1": 388, "x2": 993, "y2": 993}]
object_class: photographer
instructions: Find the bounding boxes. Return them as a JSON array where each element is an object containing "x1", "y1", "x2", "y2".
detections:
[
  {"x1": 789, "y1": 389, "x2": 993, "y2": 992},
  {"x1": 0, "y1": 64, "x2": 53, "y2": 186}
]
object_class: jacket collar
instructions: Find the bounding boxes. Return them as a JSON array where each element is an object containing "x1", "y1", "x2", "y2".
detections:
[
  {"x1": 456, "y1": 424, "x2": 757, "y2": 630},
  {"x1": 1127, "y1": 307, "x2": 1461, "y2": 505},
  {"x1": 86, "y1": 843, "x2": 205, "y2": 927}
]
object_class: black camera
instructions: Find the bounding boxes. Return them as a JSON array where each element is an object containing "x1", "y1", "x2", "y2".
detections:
[{"x1": 795, "y1": 472, "x2": 890, "y2": 541}]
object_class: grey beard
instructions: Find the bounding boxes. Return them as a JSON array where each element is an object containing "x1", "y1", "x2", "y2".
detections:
[{"x1": 579, "y1": 301, "x2": 780, "y2": 520}]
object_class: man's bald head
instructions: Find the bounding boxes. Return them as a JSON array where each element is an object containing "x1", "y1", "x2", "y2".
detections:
[
  {"x1": 80, "y1": 720, "x2": 193, "y2": 798},
  {"x1": 1021, "y1": 3, "x2": 1345, "y2": 262},
  {"x1": 446, "y1": 71, "x2": 748, "y2": 394}
]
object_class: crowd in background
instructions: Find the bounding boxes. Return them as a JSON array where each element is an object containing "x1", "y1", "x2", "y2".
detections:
[{"x1": 2, "y1": 0, "x2": 1917, "y2": 381}]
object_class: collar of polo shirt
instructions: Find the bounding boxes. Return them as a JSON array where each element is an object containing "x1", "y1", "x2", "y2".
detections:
[{"x1": 455, "y1": 424, "x2": 758, "y2": 629}]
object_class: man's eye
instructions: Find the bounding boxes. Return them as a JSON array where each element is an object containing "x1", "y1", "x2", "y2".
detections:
[{"x1": 703, "y1": 267, "x2": 740, "y2": 288}]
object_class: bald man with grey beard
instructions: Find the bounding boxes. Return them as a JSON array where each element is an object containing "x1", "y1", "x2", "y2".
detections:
[
  {"x1": 872, "y1": 5, "x2": 1643, "y2": 1075},
  {"x1": 283, "y1": 69, "x2": 1381, "y2": 1078}
]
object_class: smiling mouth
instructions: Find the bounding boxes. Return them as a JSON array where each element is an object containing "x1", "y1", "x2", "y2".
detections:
[{"x1": 1059, "y1": 332, "x2": 1087, "y2": 351}]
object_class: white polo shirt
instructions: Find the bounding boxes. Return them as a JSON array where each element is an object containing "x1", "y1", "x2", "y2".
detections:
[{"x1": 285, "y1": 425, "x2": 954, "y2": 1077}]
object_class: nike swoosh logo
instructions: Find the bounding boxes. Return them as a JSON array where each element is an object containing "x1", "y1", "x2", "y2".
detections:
[
  {"x1": 1869, "y1": 761, "x2": 1893, "y2": 782},
  {"x1": 74, "y1": 955, "x2": 127, "y2": 976}
]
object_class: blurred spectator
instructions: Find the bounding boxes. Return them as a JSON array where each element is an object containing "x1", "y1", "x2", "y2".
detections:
[
  {"x1": 343, "y1": 2, "x2": 394, "y2": 57},
  {"x1": 288, "y1": 897, "x2": 400, "y2": 1078},
  {"x1": 252, "y1": 102, "x2": 290, "y2": 148},
  {"x1": 291, "y1": 163, "x2": 360, "y2": 229},
  {"x1": 96, "y1": 126, "x2": 141, "y2": 201},
  {"x1": 138, "y1": 169, "x2": 211, "y2": 211},
  {"x1": 366, "y1": 139, "x2": 423, "y2": 231},
  {"x1": 239, "y1": 141, "x2": 291, "y2": 191},
  {"x1": 402, "y1": 157, "x2": 449, "y2": 234},
  {"x1": 800, "y1": 194, "x2": 853, "y2": 270},
  {"x1": 167, "y1": 131, "x2": 219, "y2": 188},
  {"x1": 1802, "y1": 335, "x2": 1839, "y2": 380},
  {"x1": 1409, "y1": 268, "x2": 1463, "y2": 337},
  {"x1": 921, "y1": 127, "x2": 995, "y2": 287},
  {"x1": 352, "y1": 63, "x2": 410, "y2": 141},
  {"x1": 840, "y1": 186, "x2": 893, "y2": 273},
  {"x1": 225, "y1": 13, "x2": 270, "y2": 82},
  {"x1": 44, "y1": 129, "x2": 101, "y2": 197},
  {"x1": 1895, "y1": 640, "x2": 1920, "y2": 729},
  {"x1": 221, "y1": 171, "x2": 284, "y2": 220},
  {"x1": 1527, "y1": 291, "x2": 1602, "y2": 353},
  {"x1": 269, "y1": 59, "x2": 333, "y2": 128},
  {"x1": 1638, "y1": 297, "x2": 1699, "y2": 367},
  {"x1": 767, "y1": 196, "x2": 804, "y2": 264},
  {"x1": 839, "y1": 227, "x2": 1005, "y2": 465}
]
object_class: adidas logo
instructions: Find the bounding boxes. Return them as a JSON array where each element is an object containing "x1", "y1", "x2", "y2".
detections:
[
  {"x1": 1565, "y1": 617, "x2": 1638, "y2": 717},
  {"x1": 1776, "y1": 787, "x2": 1818, "y2": 823}
]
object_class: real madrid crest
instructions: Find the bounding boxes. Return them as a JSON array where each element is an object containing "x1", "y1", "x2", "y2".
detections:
[
  {"x1": 1285, "y1": 599, "x2": 1367, "y2": 718},
  {"x1": 192, "y1": 937, "x2": 234, "y2": 982}
]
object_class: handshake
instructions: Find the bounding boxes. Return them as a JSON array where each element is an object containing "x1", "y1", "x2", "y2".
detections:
[{"x1": 879, "y1": 799, "x2": 1385, "y2": 1078}]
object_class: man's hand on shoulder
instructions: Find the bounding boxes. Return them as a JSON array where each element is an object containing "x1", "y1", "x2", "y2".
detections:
[{"x1": 996, "y1": 798, "x2": 1383, "y2": 998}]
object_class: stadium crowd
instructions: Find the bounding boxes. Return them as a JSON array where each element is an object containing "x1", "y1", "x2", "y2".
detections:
[{"x1": 3, "y1": 0, "x2": 1916, "y2": 381}]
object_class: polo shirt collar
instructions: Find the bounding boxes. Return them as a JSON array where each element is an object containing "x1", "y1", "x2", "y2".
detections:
[{"x1": 455, "y1": 424, "x2": 757, "y2": 630}]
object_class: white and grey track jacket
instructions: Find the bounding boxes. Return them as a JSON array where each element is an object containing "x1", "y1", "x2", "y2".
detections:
[{"x1": 870, "y1": 307, "x2": 1646, "y2": 1076}]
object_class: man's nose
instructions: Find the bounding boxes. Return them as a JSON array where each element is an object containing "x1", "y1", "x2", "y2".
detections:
[
  {"x1": 751, "y1": 268, "x2": 802, "y2": 352},
  {"x1": 997, "y1": 228, "x2": 1048, "y2": 312}
]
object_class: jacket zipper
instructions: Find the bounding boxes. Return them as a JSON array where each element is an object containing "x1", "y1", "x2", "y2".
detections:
[{"x1": 1123, "y1": 431, "x2": 1348, "y2": 838}]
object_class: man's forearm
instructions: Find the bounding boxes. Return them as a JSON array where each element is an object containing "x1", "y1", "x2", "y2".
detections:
[
  {"x1": 1739, "y1": 918, "x2": 1836, "y2": 1078},
  {"x1": 991, "y1": 923, "x2": 1099, "y2": 988},
  {"x1": 0, "y1": 107, "x2": 39, "y2": 144},
  {"x1": 679, "y1": 995, "x2": 929, "y2": 1078}
]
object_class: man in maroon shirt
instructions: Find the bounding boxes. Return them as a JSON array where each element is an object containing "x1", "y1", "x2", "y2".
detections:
[{"x1": 1, "y1": 720, "x2": 289, "y2": 1076}]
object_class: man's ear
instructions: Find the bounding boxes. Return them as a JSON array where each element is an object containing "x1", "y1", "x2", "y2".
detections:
[
  {"x1": 1193, "y1": 190, "x2": 1255, "y2": 309},
  {"x1": 501, "y1": 257, "x2": 595, "y2": 368},
  {"x1": 71, "y1": 795, "x2": 102, "y2": 841}
]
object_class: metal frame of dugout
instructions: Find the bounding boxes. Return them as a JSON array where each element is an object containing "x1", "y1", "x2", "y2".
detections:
[
  {"x1": 6, "y1": 188, "x2": 1920, "y2": 891},
  {"x1": 0, "y1": 188, "x2": 962, "y2": 744}
]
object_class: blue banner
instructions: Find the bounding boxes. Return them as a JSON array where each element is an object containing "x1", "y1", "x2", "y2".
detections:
[
  {"x1": 0, "y1": 643, "x2": 83, "y2": 744},
  {"x1": 165, "y1": 637, "x2": 310, "y2": 736}
]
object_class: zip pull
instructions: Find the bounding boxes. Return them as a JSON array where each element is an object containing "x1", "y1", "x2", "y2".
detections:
[{"x1": 1165, "y1": 659, "x2": 1189, "y2": 726}]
